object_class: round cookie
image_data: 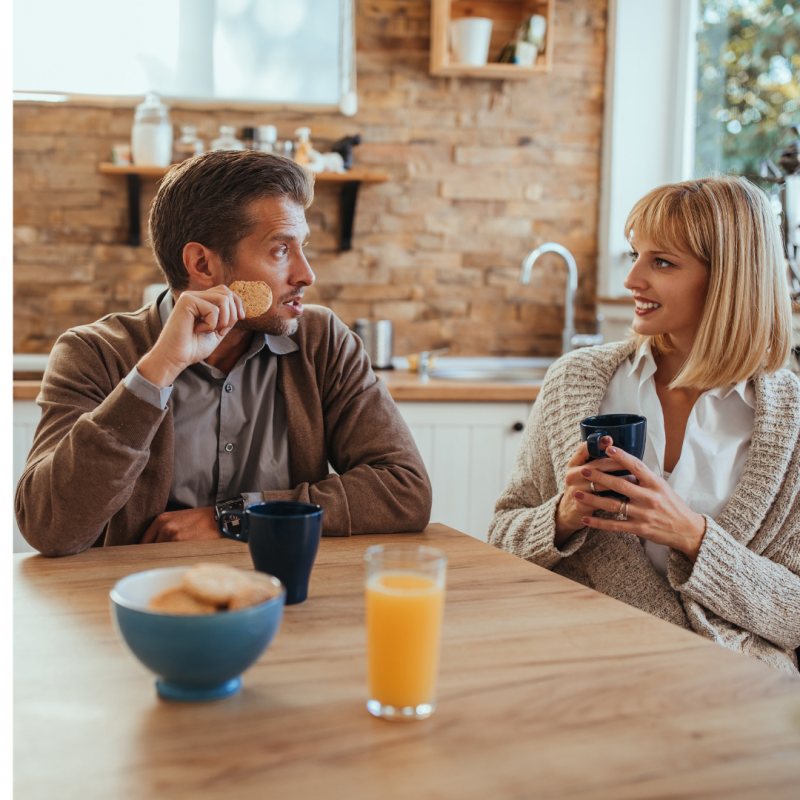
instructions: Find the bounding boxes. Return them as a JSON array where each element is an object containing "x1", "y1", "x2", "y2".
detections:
[
  {"x1": 183, "y1": 563, "x2": 250, "y2": 606},
  {"x1": 229, "y1": 280, "x2": 273, "y2": 318},
  {"x1": 148, "y1": 585, "x2": 218, "y2": 615},
  {"x1": 228, "y1": 573, "x2": 281, "y2": 610}
]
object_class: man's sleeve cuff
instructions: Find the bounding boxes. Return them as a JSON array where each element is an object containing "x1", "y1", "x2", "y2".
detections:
[{"x1": 123, "y1": 366, "x2": 173, "y2": 410}]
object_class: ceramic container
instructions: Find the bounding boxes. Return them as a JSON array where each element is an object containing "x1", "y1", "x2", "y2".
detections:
[{"x1": 110, "y1": 566, "x2": 285, "y2": 702}]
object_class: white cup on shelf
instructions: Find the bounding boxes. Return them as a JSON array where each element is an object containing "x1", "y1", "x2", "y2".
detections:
[{"x1": 450, "y1": 17, "x2": 493, "y2": 66}]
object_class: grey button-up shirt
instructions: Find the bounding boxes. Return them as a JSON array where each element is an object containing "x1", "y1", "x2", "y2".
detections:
[{"x1": 123, "y1": 292, "x2": 296, "y2": 509}]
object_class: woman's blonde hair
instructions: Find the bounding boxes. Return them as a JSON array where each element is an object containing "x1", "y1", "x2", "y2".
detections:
[{"x1": 624, "y1": 175, "x2": 793, "y2": 390}]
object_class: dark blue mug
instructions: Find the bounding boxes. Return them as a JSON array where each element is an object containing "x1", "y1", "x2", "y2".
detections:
[
  {"x1": 579, "y1": 414, "x2": 647, "y2": 499},
  {"x1": 218, "y1": 501, "x2": 323, "y2": 605}
]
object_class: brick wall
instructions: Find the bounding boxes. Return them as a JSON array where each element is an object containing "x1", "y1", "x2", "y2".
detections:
[{"x1": 13, "y1": 0, "x2": 607, "y2": 356}]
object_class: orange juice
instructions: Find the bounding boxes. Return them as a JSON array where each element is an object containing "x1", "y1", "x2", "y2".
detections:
[{"x1": 365, "y1": 571, "x2": 445, "y2": 709}]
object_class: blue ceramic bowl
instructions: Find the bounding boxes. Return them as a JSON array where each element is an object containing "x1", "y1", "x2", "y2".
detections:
[{"x1": 110, "y1": 566, "x2": 285, "y2": 702}]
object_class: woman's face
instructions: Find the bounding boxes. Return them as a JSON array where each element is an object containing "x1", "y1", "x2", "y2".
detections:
[{"x1": 623, "y1": 235, "x2": 710, "y2": 346}]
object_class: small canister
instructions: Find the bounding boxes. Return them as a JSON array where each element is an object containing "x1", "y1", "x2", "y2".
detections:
[{"x1": 353, "y1": 319, "x2": 394, "y2": 370}]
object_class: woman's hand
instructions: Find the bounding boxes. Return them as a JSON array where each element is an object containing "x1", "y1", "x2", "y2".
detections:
[
  {"x1": 554, "y1": 437, "x2": 638, "y2": 545},
  {"x1": 576, "y1": 443, "x2": 707, "y2": 561}
]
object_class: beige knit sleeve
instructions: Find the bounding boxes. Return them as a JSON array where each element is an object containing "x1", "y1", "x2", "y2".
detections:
[
  {"x1": 487, "y1": 376, "x2": 590, "y2": 569},
  {"x1": 670, "y1": 516, "x2": 800, "y2": 655}
]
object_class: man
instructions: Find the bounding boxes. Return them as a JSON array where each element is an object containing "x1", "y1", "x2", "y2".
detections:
[{"x1": 16, "y1": 151, "x2": 432, "y2": 556}]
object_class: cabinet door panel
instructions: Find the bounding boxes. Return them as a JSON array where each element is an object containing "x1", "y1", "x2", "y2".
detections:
[
  {"x1": 13, "y1": 401, "x2": 42, "y2": 553},
  {"x1": 468, "y1": 427, "x2": 507, "y2": 542},
  {"x1": 430, "y1": 426, "x2": 471, "y2": 535}
]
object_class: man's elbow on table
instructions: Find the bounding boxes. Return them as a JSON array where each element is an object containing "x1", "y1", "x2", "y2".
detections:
[{"x1": 15, "y1": 486, "x2": 100, "y2": 558}]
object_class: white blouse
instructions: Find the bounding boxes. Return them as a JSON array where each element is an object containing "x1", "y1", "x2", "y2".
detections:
[{"x1": 598, "y1": 342, "x2": 756, "y2": 577}]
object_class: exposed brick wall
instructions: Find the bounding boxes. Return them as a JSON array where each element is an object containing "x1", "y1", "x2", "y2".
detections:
[{"x1": 13, "y1": 0, "x2": 607, "y2": 356}]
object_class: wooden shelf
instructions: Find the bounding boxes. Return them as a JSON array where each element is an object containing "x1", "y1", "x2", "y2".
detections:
[
  {"x1": 98, "y1": 163, "x2": 390, "y2": 183},
  {"x1": 97, "y1": 162, "x2": 390, "y2": 251},
  {"x1": 430, "y1": 0, "x2": 554, "y2": 78}
]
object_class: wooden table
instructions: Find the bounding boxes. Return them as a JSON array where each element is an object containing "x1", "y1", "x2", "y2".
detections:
[{"x1": 15, "y1": 524, "x2": 800, "y2": 799}]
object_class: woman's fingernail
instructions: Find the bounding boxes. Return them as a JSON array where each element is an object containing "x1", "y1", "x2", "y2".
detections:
[
  {"x1": 581, "y1": 468, "x2": 592, "y2": 478},
  {"x1": 575, "y1": 491, "x2": 584, "y2": 500},
  {"x1": 582, "y1": 517, "x2": 591, "y2": 525},
  {"x1": 607, "y1": 447, "x2": 617, "y2": 454},
  {"x1": 601, "y1": 436, "x2": 611, "y2": 443}
]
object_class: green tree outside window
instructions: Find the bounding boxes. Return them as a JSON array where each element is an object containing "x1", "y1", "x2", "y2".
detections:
[{"x1": 696, "y1": 0, "x2": 800, "y2": 178}]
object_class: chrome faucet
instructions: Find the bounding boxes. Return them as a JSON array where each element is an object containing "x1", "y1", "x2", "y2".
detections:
[{"x1": 520, "y1": 242, "x2": 587, "y2": 355}]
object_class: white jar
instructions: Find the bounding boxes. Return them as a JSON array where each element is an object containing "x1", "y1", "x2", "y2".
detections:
[{"x1": 131, "y1": 93, "x2": 173, "y2": 167}]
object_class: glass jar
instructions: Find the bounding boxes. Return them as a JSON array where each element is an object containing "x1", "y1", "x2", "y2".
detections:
[
  {"x1": 131, "y1": 92, "x2": 173, "y2": 167},
  {"x1": 257, "y1": 125, "x2": 277, "y2": 153},
  {"x1": 210, "y1": 126, "x2": 245, "y2": 152},
  {"x1": 172, "y1": 125, "x2": 204, "y2": 163}
]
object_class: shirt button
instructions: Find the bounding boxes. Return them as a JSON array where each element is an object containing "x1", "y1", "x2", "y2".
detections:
[
  {"x1": 225, "y1": 384, "x2": 233, "y2": 393},
  {"x1": 225, "y1": 443, "x2": 234, "y2": 452}
]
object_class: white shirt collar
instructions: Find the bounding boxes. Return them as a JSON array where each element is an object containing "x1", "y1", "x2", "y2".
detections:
[
  {"x1": 626, "y1": 338, "x2": 755, "y2": 410},
  {"x1": 157, "y1": 289, "x2": 299, "y2": 356}
]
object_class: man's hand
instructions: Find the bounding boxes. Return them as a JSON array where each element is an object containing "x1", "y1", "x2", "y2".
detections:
[
  {"x1": 140, "y1": 507, "x2": 222, "y2": 544},
  {"x1": 138, "y1": 286, "x2": 245, "y2": 388}
]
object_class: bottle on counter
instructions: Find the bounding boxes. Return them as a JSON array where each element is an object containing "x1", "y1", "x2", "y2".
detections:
[
  {"x1": 293, "y1": 127, "x2": 313, "y2": 166},
  {"x1": 172, "y1": 125, "x2": 204, "y2": 163},
  {"x1": 131, "y1": 92, "x2": 173, "y2": 167},
  {"x1": 241, "y1": 126, "x2": 258, "y2": 150},
  {"x1": 210, "y1": 126, "x2": 245, "y2": 151},
  {"x1": 257, "y1": 125, "x2": 277, "y2": 153}
]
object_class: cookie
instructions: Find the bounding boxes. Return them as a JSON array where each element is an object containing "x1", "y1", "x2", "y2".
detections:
[
  {"x1": 148, "y1": 585, "x2": 218, "y2": 615},
  {"x1": 228, "y1": 573, "x2": 281, "y2": 610},
  {"x1": 229, "y1": 280, "x2": 273, "y2": 318},
  {"x1": 183, "y1": 563, "x2": 250, "y2": 606}
]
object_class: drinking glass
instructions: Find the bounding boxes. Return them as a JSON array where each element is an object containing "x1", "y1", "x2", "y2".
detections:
[{"x1": 364, "y1": 544, "x2": 447, "y2": 721}]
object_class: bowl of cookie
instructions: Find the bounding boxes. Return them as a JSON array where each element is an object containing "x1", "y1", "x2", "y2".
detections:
[{"x1": 110, "y1": 563, "x2": 285, "y2": 702}]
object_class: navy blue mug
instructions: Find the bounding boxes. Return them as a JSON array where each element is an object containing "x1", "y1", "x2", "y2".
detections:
[
  {"x1": 579, "y1": 414, "x2": 647, "y2": 499},
  {"x1": 218, "y1": 501, "x2": 323, "y2": 605}
]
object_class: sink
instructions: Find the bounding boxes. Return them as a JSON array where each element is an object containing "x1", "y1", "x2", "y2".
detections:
[{"x1": 425, "y1": 357, "x2": 557, "y2": 384}]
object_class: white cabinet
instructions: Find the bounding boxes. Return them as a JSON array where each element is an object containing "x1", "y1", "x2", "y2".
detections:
[
  {"x1": 13, "y1": 400, "x2": 42, "y2": 553},
  {"x1": 396, "y1": 402, "x2": 533, "y2": 542}
]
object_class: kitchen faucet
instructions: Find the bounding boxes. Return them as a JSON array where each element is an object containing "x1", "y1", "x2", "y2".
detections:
[{"x1": 519, "y1": 242, "x2": 600, "y2": 355}]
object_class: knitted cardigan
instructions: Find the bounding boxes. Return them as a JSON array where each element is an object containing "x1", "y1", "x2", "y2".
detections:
[{"x1": 488, "y1": 340, "x2": 800, "y2": 675}]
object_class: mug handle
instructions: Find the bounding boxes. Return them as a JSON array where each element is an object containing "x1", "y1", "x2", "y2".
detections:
[
  {"x1": 218, "y1": 509, "x2": 248, "y2": 543},
  {"x1": 587, "y1": 430, "x2": 608, "y2": 459}
]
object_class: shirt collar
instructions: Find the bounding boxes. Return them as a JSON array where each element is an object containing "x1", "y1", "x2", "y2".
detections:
[
  {"x1": 625, "y1": 336, "x2": 756, "y2": 410},
  {"x1": 158, "y1": 290, "x2": 299, "y2": 356},
  {"x1": 628, "y1": 339, "x2": 657, "y2": 385}
]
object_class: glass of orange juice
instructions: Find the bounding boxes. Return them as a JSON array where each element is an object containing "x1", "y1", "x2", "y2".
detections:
[{"x1": 364, "y1": 544, "x2": 447, "y2": 721}]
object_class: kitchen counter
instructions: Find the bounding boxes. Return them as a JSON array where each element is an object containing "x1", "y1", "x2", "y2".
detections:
[{"x1": 13, "y1": 371, "x2": 544, "y2": 403}]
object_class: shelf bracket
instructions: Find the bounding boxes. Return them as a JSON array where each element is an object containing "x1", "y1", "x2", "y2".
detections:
[
  {"x1": 339, "y1": 180, "x2": 361, "y2": 252},
  {"x1": 126, "y1": 173, "x2": 142, "y2": 246}
]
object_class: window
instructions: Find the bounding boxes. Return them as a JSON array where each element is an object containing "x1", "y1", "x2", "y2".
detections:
[
  {"x1": 13, "y1": 0, "x2": 357, "y2": 112},
  {"x1": 695, "y1": 1, "x2": 800, "y2": 177}
]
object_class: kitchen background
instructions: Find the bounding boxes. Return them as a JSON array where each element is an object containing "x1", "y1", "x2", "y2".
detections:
[
  {"x1": 12, "y1": 0, "x2": 800, "y2": 555},
  {"x1": 13, "y1": 0, "x2": 606, "y2": 358}
]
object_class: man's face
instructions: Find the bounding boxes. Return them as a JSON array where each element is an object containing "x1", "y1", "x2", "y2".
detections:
[{"x1": 225, "y1": 196, "x2": 315, "y2": 336}]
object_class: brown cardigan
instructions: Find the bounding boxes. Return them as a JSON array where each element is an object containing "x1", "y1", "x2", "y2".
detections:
[{"x1": 16, "y1": 302, "x2": 432, "y2": 556}]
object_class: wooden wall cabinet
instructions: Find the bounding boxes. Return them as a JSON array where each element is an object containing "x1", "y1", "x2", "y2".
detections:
[{"x1": 430, "y1": 0, "x2": 555, "y2": 78}]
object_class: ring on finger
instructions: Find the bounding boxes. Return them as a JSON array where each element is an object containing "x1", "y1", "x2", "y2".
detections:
[
  {"x1": 590, "y1": 481, "x2": 597, "y2": 493},
  {"x1": 617, "y1": 501, "x2": 629, "y2": 521}
]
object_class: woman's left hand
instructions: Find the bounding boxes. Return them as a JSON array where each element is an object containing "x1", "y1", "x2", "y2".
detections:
[{"x1": 575, "y1": 444, "x2": 707, "y2": 562}]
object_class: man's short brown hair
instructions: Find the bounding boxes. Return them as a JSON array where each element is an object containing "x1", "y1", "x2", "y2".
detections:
[{"x1": 149, "y1": 150, "x2": 315, "y2": 289}]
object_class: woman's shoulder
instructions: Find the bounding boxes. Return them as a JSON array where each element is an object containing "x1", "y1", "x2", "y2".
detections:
[
  {"x1": 543, "y1": 340, "x2": 638, "y2": 389},
  {"x1": 753, "y1": 368, "x2": 800, "y2": 423}
]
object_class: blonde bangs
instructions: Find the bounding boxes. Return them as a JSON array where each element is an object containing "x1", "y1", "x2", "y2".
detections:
[{"x1": 622, "y1": 177, "x2": 792, "y2": 391}]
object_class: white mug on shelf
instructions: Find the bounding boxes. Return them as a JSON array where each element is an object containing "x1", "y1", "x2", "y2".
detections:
[{"x1": 450, "y1": 17, "x2": 493, "y2": 66}]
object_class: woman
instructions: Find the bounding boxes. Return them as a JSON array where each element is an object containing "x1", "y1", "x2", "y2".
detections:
[{"x1": 488, "y1": 176, "x2": 800, "y2": 674}]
